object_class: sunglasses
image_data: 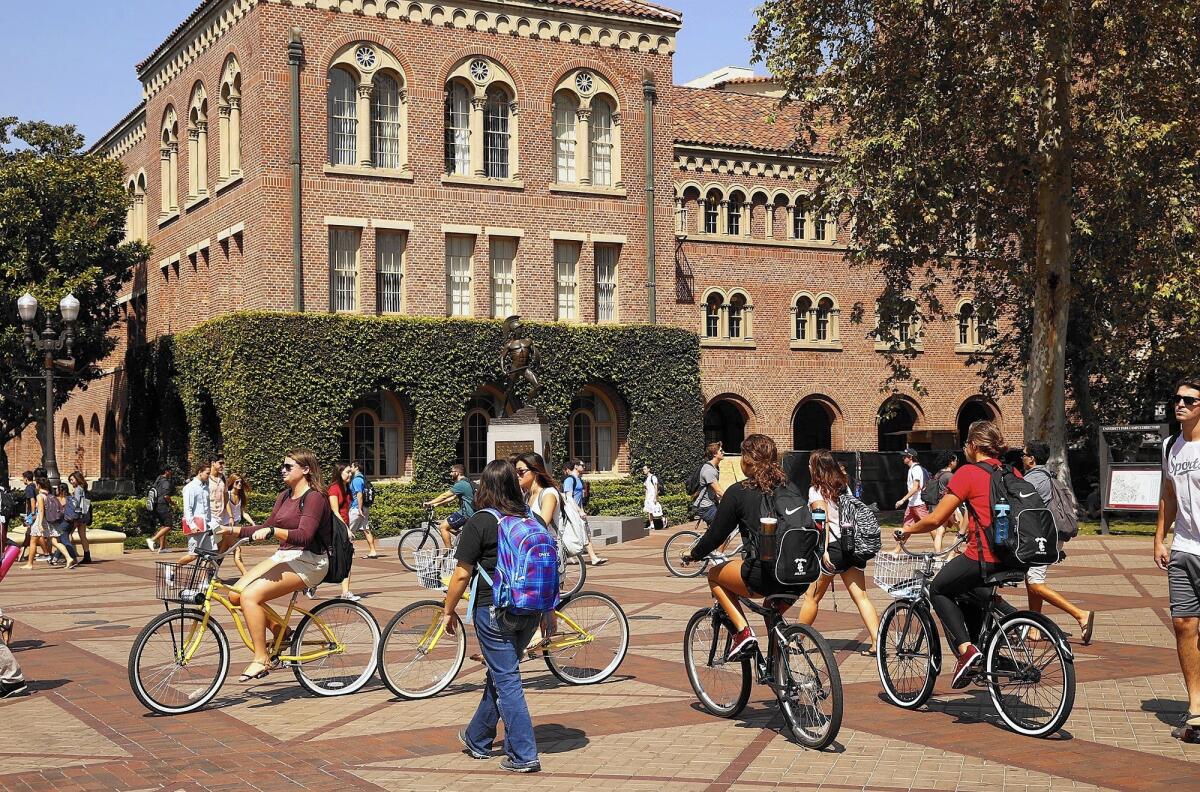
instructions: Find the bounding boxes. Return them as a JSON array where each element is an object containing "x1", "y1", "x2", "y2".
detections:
[
  {"x1": 280, "y1": 463, "x2": 296, "y2": 473},
  {"x1": 515, "y1": 466, "x2": 531, "y2": 475},
  {"x1": 1171, "y1": 394, "x2": 1200, "y2": 407}
]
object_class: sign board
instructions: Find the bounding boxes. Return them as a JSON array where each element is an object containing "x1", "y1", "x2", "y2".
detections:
[
  {"x1": 494, "y1": 440, "x2": 535, "y2": 459},
  {"x1": 1104, "y1": 465, "x2": 1161, "y2": 511}
]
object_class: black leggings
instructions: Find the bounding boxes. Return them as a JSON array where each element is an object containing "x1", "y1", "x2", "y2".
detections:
[{"x1": 929, "y1": 554, "x2": 1016, "y2": 650}]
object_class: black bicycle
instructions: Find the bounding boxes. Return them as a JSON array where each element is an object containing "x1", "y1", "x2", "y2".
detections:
[
  {"x1": 663, "y1": 510, "x2": 741, "y2": 578},
  {"x1": 874, "y1": 538, "x2": 1076, "y2": 738},
  {"x1": 683, "y1": 595, "x2": 843, "y2": 749},
  {"x1": 397, "y1": 506, "x2": 445, "y2": 571}
]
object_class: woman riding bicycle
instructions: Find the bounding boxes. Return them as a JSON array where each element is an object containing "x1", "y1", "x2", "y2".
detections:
[
  {"x1": 681, "y1": 434, "x2": 812, "y2": 661},
  {"x1": 895, "y1": 420, "x2": 1019, "y2": 689},
  {"x1": 220, "y1": 449, "x2": 332, "y2": 683}
]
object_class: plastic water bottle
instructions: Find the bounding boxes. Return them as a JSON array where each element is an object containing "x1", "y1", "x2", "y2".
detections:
[{"x1": 993, "y1": 503, "x2": 1011, "y2": 545}]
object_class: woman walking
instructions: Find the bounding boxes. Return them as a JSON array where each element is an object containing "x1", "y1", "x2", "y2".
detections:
[
  {"x1": 797, "y1": 450, "x2": 880, "y2": 655},
  {"x1": 226, "y1": 474, "x2": 255, "y2": 577},
  {"x1": 22, "y1": 478, "x2": 76, "y2": 570},
  {"x1": 327, "y1": 464, "x2": 359, "y2": 601},
  {"x1": 442, "y1": 459, "x2": 543, "y2": 773},
  {"x1": 54, "y1": 483, "x2": 81, "y2": 568},
  {"x1": 68, "y1": 472, "x2": 92, "y2": 564}
]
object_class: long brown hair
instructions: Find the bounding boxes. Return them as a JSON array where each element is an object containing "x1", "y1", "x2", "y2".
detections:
[
  {"x1": 517, "y1": 452, "x2": 559, "y2": 492},
  {"x1": 227, "y1": 473, "x2": 251, "y2": 504},
  {"x1": 475, "y1": 459, "x2": 527, "y2": 517},
  {"x1": 965, "y1": 420, "x2": 1007, "y2": 459},
  {"x1": 808, "y1": 449, "x2": 847, "y2": 502},
  {"x1": 287, "y1": 448, "x2": 325, "y2": 493},
  {"x1": 739, "y1": 434, "x2": 787, "y2": 492}
]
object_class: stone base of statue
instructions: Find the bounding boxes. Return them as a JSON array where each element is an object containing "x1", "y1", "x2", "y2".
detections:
[{"x1": 487, "y1": 406, "x2": 553, "y2": 463}]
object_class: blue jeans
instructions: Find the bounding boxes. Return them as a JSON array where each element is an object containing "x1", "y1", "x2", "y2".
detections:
[{"x1": 464, "y1": 605, "x2": 541, "y2": 767}]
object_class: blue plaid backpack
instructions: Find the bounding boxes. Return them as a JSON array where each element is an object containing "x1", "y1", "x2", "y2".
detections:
[{"x1": 477, "y1": 508, "x2": 560, "y2": 616}]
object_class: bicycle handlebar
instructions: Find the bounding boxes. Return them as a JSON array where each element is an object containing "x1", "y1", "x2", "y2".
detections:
[
  {"x1": 893, "y1": 533, "x2": 967, "y2": 559},
  {"x1": 193, "y1": 531, "x2": 252, "y2": 561}
]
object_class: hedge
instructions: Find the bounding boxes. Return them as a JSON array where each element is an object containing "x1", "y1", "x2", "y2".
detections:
[{"x1": 165, "y1": 312, "x2": 703, "y2": 489}]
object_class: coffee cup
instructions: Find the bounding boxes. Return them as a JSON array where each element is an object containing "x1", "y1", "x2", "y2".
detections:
[{"x1": 760, "y1": 516, "x2": 778, "y2": 535}]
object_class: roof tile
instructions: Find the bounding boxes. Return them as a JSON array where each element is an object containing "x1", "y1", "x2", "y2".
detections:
[{"x1": 670, "y1": 86, "x2": 834, "y2": 155}]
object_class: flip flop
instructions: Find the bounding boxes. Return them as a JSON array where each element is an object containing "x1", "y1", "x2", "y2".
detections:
[
  {"x1": 859, "y1": 647, "x2": 877, "y2": 658},
  {"x1": 236, "y1": 664, "x2": 270, "y2": 684},
  {"x1": 591, "y1": 558, "x2": 609, "y2": 566},
  {"x1": 360, "y1": 553, "x2": 380, "y2": 559},
  {"x1": 1081, "y1": 611, "x2": 1096, "y2": 646}
]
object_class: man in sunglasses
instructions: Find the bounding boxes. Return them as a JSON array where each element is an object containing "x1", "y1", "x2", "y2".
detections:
[{"x1": 1156, "y1": 376, "x2": 1200, "y2": 740}]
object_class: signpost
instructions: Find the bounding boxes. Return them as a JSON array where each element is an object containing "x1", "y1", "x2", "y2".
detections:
[{"x1": 1098, "y1": 423, "x2": 1169, "y2": 534}]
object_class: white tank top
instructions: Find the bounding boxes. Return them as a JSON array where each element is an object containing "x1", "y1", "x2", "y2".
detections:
[{"x1": 534, "y1": 487, "x2": 563, "y2": 533}]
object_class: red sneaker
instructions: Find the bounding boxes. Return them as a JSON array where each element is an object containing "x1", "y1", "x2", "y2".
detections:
[
  {"x1": 951, "y1": 644, "x2": 982, "y2": 689},
  {"x1": 727, "y1": 627, "x2": 758, "y2": 661}
]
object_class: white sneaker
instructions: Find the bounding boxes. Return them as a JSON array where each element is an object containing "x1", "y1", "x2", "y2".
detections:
[
  {"x1": 341, "y1": 592, "x2": 362, "y2": 602},
  {"x1": 146, "y1": 539, "x2": 156, "y2": 552}
]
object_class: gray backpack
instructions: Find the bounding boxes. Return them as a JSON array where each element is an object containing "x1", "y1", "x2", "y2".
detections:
[{"x1": 1029, "y1": 467, "x2": 1078, "y2": 542}]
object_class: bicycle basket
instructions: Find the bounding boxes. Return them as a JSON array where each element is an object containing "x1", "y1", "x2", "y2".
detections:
[
  {"x1": 155, "y1": 558, "x2": 215, "y2": 603},
  {"x1": 414, "y1": 549, "x2": 457, "y2": 590},
  {"x1": 872, "y1": 553, "x2": 943, "y2": 600}
]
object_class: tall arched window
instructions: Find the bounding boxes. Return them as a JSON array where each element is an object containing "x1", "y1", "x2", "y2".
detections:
[
  {"x1": 705, "y1": 292, "x2": 724, "y2": 338},
  {"x1": 727, "y1": 191, "x2": 744, "y2": 236},
  {"x1": 459, "y1": 393, "x2": 500, "y2": 476},
  {"x1": 371, "y1": 72, "x2": 402, "y2": 169},
  {"x1": 444, "y1": 81, "x2": 471, "y2": 175},
  {"x1": 816, "y1": 297, "x2": 833, "y2": 341},
  {"x1": 793, "y1": 202, "x2": 806, "y2": 239},
  {"x1": 134, "y1": 173, "x2": 147, "y2": 240},
  {"x1": 704, "y1": 190, "x2": 721, "y2": 234},
  {"x1": 341, "y1": 391, "x2": 406, "y2": 477},
  {"x1": 554, "y1": 92, "x2": 578, "y2": 183},
  {"x1": 552, "y1": 70, "x2": 621, "y2": 188},
  {"x1": 187, "y1": 83, "x2": 209, "y2": 202},
  {"x1": 794, "y1": 295, "x2": 812, "y2": 340},
  {"x1": 728, "y1": 292, "x2": 746, "y2": 339},
  {"x1": 483, "y1": 86, "x2": 511, "y2": 179},
  {"x1": 219, "y1": 55, "x2": 242, "y2": 182},
  {"x1": 329, "y1": 68, "x2": 357, "y2": 166},
  {"x1": 589, "y1": 97, "x2": 614, "y2": 187},
  {"x1": 160, "y1": 107, "x2": 179, "y2": 216},
  {"x1": 569, "y1": 387, "x2": 618, "y2": 473}
]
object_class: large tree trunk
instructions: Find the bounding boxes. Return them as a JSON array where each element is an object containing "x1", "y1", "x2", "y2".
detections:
[{"x1": 1026, "y1": 0, "x2": 1073, "y2": 485}]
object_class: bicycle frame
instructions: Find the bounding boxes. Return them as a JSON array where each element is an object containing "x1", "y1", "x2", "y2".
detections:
[
  {"x1": 418, "y1": 600, "x2": 595, "y2": 657},
  {"x1": 707, "y1": 599, "x2": 821, "y2": 699}
]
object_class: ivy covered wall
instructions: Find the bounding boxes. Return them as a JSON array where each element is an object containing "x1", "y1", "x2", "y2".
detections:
[{"x1": 167, "y1": 312, "x2": 704, "y2": 487}]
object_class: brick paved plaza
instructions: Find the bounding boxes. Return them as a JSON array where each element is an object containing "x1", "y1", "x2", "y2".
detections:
[{"x1": 0, "y1": 531, "x2": 1195, "y2": 791}]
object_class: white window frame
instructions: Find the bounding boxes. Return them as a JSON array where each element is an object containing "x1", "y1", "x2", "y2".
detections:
[
  {"x1": 490, "y1": 237, "x2": 516, "y2": 318},
  {"x1": 329, "y1": 227, "x2": 360, "y2": 312},
  {"x1": 594, "y1": 244, "x2": 618, "y2": 323},
  {"x1": 555, "y1": 241, "x2": 580, "y2": 322},
  {"x1": 329, "y1": 68, "x2": 357, "y2": 166},
  {"x1": 446, "y1": 235, "x2": 474, "y2": 316},
  {"x1": 377, "y1": 230, "x2": 405, "y2": 313}
]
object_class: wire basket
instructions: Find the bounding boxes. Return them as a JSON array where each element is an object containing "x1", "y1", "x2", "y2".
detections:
[
  {"x1": 155, "y1": 558, "x2": 215, "y2": 603},
  {"x1": 872, "y1": 552, "x2": 944, "y2": 600},
  {"x1": 414, "y1": 548, "x2": 457, "y2": 590}
]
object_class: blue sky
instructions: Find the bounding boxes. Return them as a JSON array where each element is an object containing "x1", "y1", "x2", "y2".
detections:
[{"x1": 0, "y1": 0, "x2": 763, "y2": 145}]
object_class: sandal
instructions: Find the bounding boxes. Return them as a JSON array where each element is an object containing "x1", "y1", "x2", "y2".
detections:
[
  {"x1": 0, "y1": 617, "x2": 13, "y2": 645},
  {"x1": 591, "y1": 558, "x2": 609, "y2": 566},
  {"x1": 1080, "y1": 611, "x2": 1096, "y2": 646},
  {"x1": 859, "y1": 647, "x2": 877, "y2": 658},
  {"x1": 360, "y1": 553, "x2": 380, "y2": 559},
  {"x1": 237, "y1": 663, "x2": 271, "y2": 683}
]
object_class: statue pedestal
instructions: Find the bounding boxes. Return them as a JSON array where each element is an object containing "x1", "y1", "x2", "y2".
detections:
[{"x1": 487, "y1": 406, "x2": 553, "y2": 463}]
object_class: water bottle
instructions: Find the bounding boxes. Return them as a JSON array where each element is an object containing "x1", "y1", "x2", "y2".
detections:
[
  {"x1": 179, "y1": 588, "x2": 202, "y2": 605},
  {"x1": 812, "y1": 509, "x2": 827, "y2": 532},
  {"x1": 993, "y1": 503, "x2": 1011, "y2": 545}
]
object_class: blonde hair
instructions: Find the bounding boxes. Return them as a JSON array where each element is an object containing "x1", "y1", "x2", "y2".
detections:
[{"x1": 965, "y1": 420, "x2": 1007, "y2": 458}]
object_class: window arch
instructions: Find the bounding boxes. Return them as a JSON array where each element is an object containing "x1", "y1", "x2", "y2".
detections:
[
  {"x1": 160, "y1": 107, "x2": 179, "y2": 216},
  {"x1": 340, "y1": 391, "x2": 408, "y2": 478},
  {"x1": 727, "y1": 190, "x2": 745, "y2": 237},
  {"x1": 728, "y1": 291, "x2": 748, "y2": 339},
  {"x1": 877, "y1": 397, "x2": 919, "y2": 452},
  {"x1": 956, "y1": 299, "x2": 991, "y2": 350},
  {"x1": 703, "y1": 188, "x2": 722, "y2": 235},
  {"x1": 793, "y1": 292, "x2": 841, "y2": 348},
  {"x1": 875, "y1": 297, "x2": 923, "y2": 350},
  {"x1": 703, "y1": 289, "x2": 725, "y2": 338},
  {"x1": 89, "y1": 414, "x2": 101, "y2": 475},
  {"x1": 444, "y1": 56, "x2": 519, "y2": 181},
  {"x1": 569, "y1": 386, "x2": 619, "y2": 473},
  {"x1": 793, "y1": 294, "x2": 813, "y2": 340},
  {"x1": 327, "y1": 43, "x2": 409, "y2": 172},
  {"x1": 187, "y1": 82, "x2": 209, "y2": 202},
  {"x1": 792, "y1": 197, "x2": 807, "y2": 239},
  {"x1": 133, "y1": 172, "x2": 147, "y2": 240},
  {"x1": 458, "y1": 390, "x2": 503, "y2": 476},
  {"x1": 219, "y1": 55, "x2": 242, "y2": 182},
  {"x1": 551, "y1": 69, "x2": 621, "y2": 189}
]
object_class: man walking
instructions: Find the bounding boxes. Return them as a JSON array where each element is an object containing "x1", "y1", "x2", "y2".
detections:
[
  {"x1": 895, "y1": 448, "x2": 928, "y2": 529},
  {"x1": 1155, "y1": 376, "x2": 1200, "y2": 740},
  {"x1": 147, "y1": 467, "x2": 177, "y2": 552},
  {"x1": 693, "y1": 443, "x2": 725, "y2": 526},
  {"x1": 349, "y1": 463, "x2": 379, "y2": 559}
]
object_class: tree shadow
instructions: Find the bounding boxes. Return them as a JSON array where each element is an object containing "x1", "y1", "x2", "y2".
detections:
[
  {"x1": 532, "y1": 723, "x2": 588, "y2": 753},
  {"x1": 9, "y1": 639, "x2": 47, "y2": 652},
  {"x1": 26, "y1": 678, "x2": 69, "y2": 692},
  {"x1": 1141, "y1": 698, "x2": 1187, "y2": 727}
]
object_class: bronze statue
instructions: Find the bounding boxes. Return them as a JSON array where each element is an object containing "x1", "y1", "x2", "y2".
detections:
[{"x1": 500, "y1": 315, "x2": 541, "y2": 414}]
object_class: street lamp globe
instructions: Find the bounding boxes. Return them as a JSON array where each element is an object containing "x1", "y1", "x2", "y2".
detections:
[
  {"x1": 17, "y1": 292, "x2": 38, "y2": 324},
  {"x1": 59, "y1": 293, "x2": 80, "y2": 323}
]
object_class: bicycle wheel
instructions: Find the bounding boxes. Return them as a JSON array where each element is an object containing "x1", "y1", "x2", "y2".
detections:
[
  {"x1": 559, "y1": 552, "x2": 586, "y2": 598},
  {"x1": 398, "y1": 528, "x2": 440, "y2": 571},
  {"x1": 775, "y1": 624, "x2": 842, "y2": 749},
  {"x1": 544, "y1": 591, "x2": 629, "y2": 684},
  {"x1": 877, "y1": 601, "x2": 939, "y2": 709},
  {"x1": 986, "y1": 612, "x2": 1075, "y2": 737},
  {"x1": 683, "y1": 607, "x2": 751, "y2": 717},
  {"x1": 378, "y1": 600, "x2": 466, "y2": 699},
  {"x1": 291, "y1": 599, "x2": 380, "y2": 696},
  {"x1": 128, "y1": 609, "x2": 229, "y2": 715},
  {"x1": 664, "y1": 530, "x2": 706, "y2": 577}
]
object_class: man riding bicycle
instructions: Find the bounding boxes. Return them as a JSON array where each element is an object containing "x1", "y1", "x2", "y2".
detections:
[{"x1": 423, "y1": 464, "x2": 475, "y2": 548}]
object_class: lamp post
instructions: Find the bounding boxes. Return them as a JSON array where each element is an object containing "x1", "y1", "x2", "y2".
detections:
[{"x1": 17, "y1": 292, "x2": 79, "y2": 486}]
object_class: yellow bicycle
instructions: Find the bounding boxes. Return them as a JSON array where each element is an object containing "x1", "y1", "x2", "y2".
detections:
[
  {"x1": 376, "y1": 550, "x2": 628, "y2": 699},
  {"x1": 128, "y1": 537, "x2": 380, "y2": 715}
]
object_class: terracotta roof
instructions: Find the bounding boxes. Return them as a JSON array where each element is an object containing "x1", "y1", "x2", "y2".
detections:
[
  {"x1": 137, "y1": 0, "x2": 681, "y2": 74},
  {"x1": 670, "y1": 86, "x2": 834, "y2": 155},
  {"x1": 714, "y1": 75, "x2": 776, "y2": 87}
]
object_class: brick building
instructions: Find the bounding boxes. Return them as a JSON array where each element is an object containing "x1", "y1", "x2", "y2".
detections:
[{"x1": 5, "y1": 0, "x2": 1020, "y2": 483}]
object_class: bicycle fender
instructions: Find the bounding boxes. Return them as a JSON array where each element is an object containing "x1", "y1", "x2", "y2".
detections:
[
  {"x1": 1000, "y1": 610, "x2": 1074, "y2": 662},
  {"x1": 924, "y1": 607, "x2": 943, "y2": 676}
]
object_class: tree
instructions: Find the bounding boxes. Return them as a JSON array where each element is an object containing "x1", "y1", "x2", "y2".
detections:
[
  {"x1": 751, "y1": 0, "x2": 1200, "y2": 482},
  {"x1": 0, "y1": 118, "x2": 146, "y2": 482}
]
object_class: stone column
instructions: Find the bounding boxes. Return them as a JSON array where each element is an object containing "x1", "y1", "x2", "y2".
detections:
[
  {"x1": 508, "y1": 100, "x2": 519, "y2": 179},
  {"x1": 576, "y1": 107, "x2": 591, "y2": 186},
  {"x1": 218, "y1": 104, "x2": 231, "y2": 180},
  {"x1": 470, "y1": 96, "x2": 486, "y2": 177},
  {"x1": 786, "y1": 205, "x2": 796, "y2": 239},
  {"x1": 398, "y1": 88, "x2": 410, "y2": 172},
  {"x1": 356, "y1": 85, "x2": 373, "y2": 168},
  {"x1": 228, "y1": 97, "x2": 242, "y2": 175}
]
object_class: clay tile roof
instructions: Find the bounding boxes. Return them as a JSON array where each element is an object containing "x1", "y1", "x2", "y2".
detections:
[
  {"x1": 670, "y1": 86, "x2": 835, "y2": 155},
  {"x1": 137, "y1": 0, "x2": 681, "y2": 74},
  {"x1": 714, "y1": 75, "x2": 776, "y2": 87}
]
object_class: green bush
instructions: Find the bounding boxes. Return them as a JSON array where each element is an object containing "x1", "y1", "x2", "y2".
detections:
[
  {"x1": 165, "y1": 312, "x2": 703, "y2": 488},
  {"x1": 92, "y1": 497, "x2": 169, "y2": 536}
]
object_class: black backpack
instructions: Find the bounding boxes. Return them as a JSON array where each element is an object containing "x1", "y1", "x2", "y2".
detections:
[
  {"x1": 0, "y1": 488, "x2": 19, "y2": 520},
  {"x1": 967, "y1": 462, "x2": 1058, "y2": 569},
  {"x1": 761, "y1": 483, "x2": 822, "y2": 587},
  {"x1": 686, "y1": 463, "x2": 712, "y2": 498},
  {"x1": 295, "y1": 490, "x2": 353, "y2": 585},
  {"x1": 359, "y1": 475, "x2": 376, "y2": 509},
  {"x1": 922, "y1": 468, "x2": 949, "y2": 507}
]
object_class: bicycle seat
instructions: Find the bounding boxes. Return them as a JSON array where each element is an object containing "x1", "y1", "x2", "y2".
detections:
[{"x1": 985, "y1": 570, "x2": 1026, "y2": 587}]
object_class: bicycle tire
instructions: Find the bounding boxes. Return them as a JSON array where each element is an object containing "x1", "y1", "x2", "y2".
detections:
[
  {"x1": 560, "y1": 552, "x2": 586, "y2": 598},
  {"x1": 985, "y1": 611, "x2": 1075, "y2": 737},
  {"x1": 877, "y1": 601, "x2": 939, "y2": 710},
  {"x1": 377, "y1": 599, "x2": 466, "y2": 699},
  {"x1": 664, "y1": 530, "x2": 706, "y2": 577},
  {"x1": 291, "y1": 599, "x2": 381, "y2": 696},
  {"x1": 683, "y1": 607, "x2": 751, "y2": 717},
  {"x1": 544, "y1": 591, "x2": 629, "y2": 685},
  {"x1": 398, "y1": 528, "x2": 440, "y2": 571},
  {"x1": 775, "y1": 623, "x2": 842, "y2": 749},
  {"x1": 128, "y1": 609, "x2": 229, "y2": 715}
]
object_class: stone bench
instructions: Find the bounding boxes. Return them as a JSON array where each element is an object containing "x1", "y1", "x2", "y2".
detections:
[
  {"x1": 5, "y1": 526, "x2": 127, "y2": 560},
  {"x1": 587, "y1": 515, "x2": 648, "y2": 546}
]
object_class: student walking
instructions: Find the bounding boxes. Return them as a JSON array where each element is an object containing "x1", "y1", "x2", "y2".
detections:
[
  {"x1": 559, "y1": 461, "x2": 607, "y2": 566},
  {"x1": 226, "y1": 474, "x2": 255, "y2": 577},
  {"x1": 147, "y1": 467, "x2": 177, "y2": 552},
  {"x1": 1154, "y1": 376, "x2": 1200, "y2": 739},
  {"x1": 17, "y1": 471, "x2": 45, "y2": 563},
  {"x1": 176, "y1": 462, "x2": 215, "y2": 568},
  {"x1": 895, "y1": 448, "x2": 928, "y2": 529},
  {"x1": 443, "y1": 459, "x2": 545, "y2": 773},
  {"x1": 798, "y1": 450, "x2": 880, "y2": 656},
  {"x1": 327, "y1": 464, "x2": 359, "y2": 601},
  {"x1": 22, "y1": 477, "x2": 77, "y2": 570},
  {"x1": 348, "y1": 463, "x2": 379, "y2": 559},
  {"x1": 53, "y1": 483, "x2": 81, "y2": 568},
  {"x1": 68, "y1": 472, "x2": 92, "y2": 564},
  {"x1": 1021, "y1": 441, "x2": 1095, "y2": 644},
  {"x1": 693, "y1": 443, "x2": 725, "y2": 526},
  {"x1": 643, "y1": 464, "x2": 664, "y2": 529},
  {"x1": 424, "y1": 464, "x2": 475, "y2": 548}
]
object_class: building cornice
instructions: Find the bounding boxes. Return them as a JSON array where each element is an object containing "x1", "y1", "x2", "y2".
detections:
[
  {"x1": 89, "y1": 104, "x2": 147, "y2": 160},
  {"x1": 672, "y1": 144, "x2": 835, "y2": 181},
  {"x1": 137, "y1": 0, "x2": 679, "y2": 103}
]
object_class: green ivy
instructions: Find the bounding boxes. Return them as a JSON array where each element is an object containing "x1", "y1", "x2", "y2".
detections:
[{"x1": 160, "y1": 312, "x2": 704, "y2": 488}]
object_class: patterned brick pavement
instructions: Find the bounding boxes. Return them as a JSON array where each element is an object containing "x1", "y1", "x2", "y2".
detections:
[{"x1": 0, "y1": 532, "x2": 1195, "y2": 791}]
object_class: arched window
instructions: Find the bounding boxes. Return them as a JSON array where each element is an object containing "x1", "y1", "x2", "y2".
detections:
[
  {"x1": 187, "y1": 83, "x2": 209, "y2": 201},
  {"x1": 705, "y1": 291, "x2": 724, "y2": 338},
  {"x1": 553, "y1": 92, "x2": 578, "y2": 183},
  {"x1": 877, "y1": 398, "x2": 917, "y2": 452},
  {"x1": 341, "y1": 391, "x2": 406, "y2": 477},
  {"x1": 793, "y1": 399, "x2": 836, "y2": 451},
  {"x1": 727, "y1": 191, "x2": 744, "y2": 236},
  {"x1": 704, "y1": 190, "x2": 721, "y2": 234},
  {"x1": 589, "y1": 97, "x2": 614, "y2": 187},
  {"x1": 90, "y1": 414, "x2": 101, "y2": 475},
  {"x1": 459, "y1": 392, "x2": 501, "y2": 476},
  {"x1": 877, "y1": 298, "x2": 922, "y2": 349},
  {"x1": 794, "y1": 295, "x2": 812, "y2": 340},
  {"x1": 160, "y1": 107, "x2": 179, "y2": 215},
  {"x1": 793, "y1": 202, "x2": 806, "y2": 239},
  {"x1": 957, "y1": 300, "x2": 987, "y2": 349},
  {"x1": 444, "y1": 81, "x2": 471, "y2": 175},
  {"x1": 483, "y1": 86, "x2": 511, "y2": 179},
  {"x1": 728, "y1": 292, "x2": 746, "y2": 339},
  {"x1": 569, "y1": 387, "x2": 618, "y2": 473},
  {"x1": 329, "y1": 68, "x2": 358, "y2": 166},
  {"x1": 371, "y1": 72, "x2": 402, "y2": 169},
  {"x1": 219, "y1": 55, "x2": 242, "y2": 182},
  {"x1": 815, "y1": 297, "x2": 833, "y2": 341}
]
